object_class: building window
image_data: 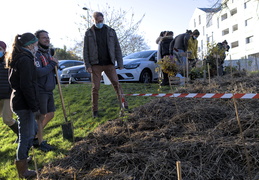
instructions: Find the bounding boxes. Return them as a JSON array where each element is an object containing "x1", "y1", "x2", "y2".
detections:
[
  {"x1": 201, "y1": 40, "x2": 203, "y2": 50},
  {"x1": 221, "y1": 13, "x2": 228, "y2": 21},
  {"x1": 194, "y1": 19, "x2": 196, "y2": 27},
  {"x1": 199, "y1": 15, "x2": 201, "y2": 24},
  {"x1": 232, "y1": 24, "x2": 238, "y2": 32},
  {"x1": 203, "y1": 26, "x2": 205, "y2": 35},
  {"x1": 206, "y1": 13, "x2": 213, "y2": 27},
  {"x1": 230, "y1": 8, "x2": 237, "y2": 16},
  {"x1": 231, "y1": 41, "x2": 239, "y2": 48},
  {"x1": 245, "y1": 18, "x2": 252, "y2": 26},
  {"x1": 246, "y1": 36, "x2": 253, "y2": 44},
  {"x1": 222, "y1": 28, "x2": 229, "y2": 36},
  {"x1": 244, "y1": 2, "x2": 247, "y2": 9},
  {"x1": 217, "y1": 17, "x2": 219, "y2": 28}
]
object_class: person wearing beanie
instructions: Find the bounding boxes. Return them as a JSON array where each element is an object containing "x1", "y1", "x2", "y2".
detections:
[
  {"x1": 0, "y1": 41, "x2": 19, "y2": 140},
  {"x1": 187, "y1": 29, "x2": 200, "y2": 68},
  {"x1": 6, "y1": 32, "x2": 39, "y2": 179},
  {"x1": 32, "y1": 30, "x2": 58, "y2": 152}
]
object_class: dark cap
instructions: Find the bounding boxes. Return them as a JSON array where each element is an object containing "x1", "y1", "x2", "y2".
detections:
[
  {"x1": 19, "y1": 33, "x2": 38, "y2": 47},
  {"x1": 222, "y1": 40, "x2": 228, "y2": 44},
  {"x1": 192, "y1": 29, "x2": 200, "y2": 36},
  {"x1": 0, "y1": 41, "x2": 7, "y2": 51}
]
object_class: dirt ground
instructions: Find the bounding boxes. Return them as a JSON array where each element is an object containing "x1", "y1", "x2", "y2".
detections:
[{"x1": 40, "y1": 72, "x2": 259, "y2": 180}]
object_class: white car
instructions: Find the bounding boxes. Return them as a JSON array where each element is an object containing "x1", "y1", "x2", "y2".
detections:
[{"x1": 117, "y1": 50, "x2": 158, "y2": 83}]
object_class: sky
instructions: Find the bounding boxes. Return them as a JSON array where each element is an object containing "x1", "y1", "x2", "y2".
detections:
[{"x1": 1, "y1": 0, "x2": 216, "y2": 52}]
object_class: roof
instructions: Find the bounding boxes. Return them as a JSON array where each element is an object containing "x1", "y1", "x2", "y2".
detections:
[{"x1": 198, "y1": 8, "x2": 221, "y2": 13}]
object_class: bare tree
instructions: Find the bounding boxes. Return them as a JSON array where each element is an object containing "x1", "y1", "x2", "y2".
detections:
[{"x1": 76, "y1": 3, "x2": 149, "y2": 56}]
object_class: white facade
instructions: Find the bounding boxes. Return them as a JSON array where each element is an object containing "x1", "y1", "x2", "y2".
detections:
[{"x1": 189, "y1": 0, "x2": 259, "y2": 60}]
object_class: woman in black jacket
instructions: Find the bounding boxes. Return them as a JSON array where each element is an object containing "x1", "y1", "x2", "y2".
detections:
[
  {"x1": 0, "y1": 41, "x2": 18, "y2": 136},
  {"x1": 6, "y1": 33, "x2": 39, "y2": 179}
]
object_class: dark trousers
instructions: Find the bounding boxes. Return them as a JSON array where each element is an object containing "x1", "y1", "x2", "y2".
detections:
[{"x1": 14, "y1": 110, "x2": 37, "y2": 160}]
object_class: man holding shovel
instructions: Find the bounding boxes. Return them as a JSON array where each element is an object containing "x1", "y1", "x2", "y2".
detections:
[
  {"x1": 34, "y1": 30, "x2": 58, "y2": 152},
  {"x1": 83, "y1": 12, "x2": 128, "y2": 118}
]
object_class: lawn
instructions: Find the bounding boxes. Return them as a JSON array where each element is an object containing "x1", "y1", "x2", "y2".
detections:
[{"x1": 0, "y1": 82, "x2": 171, "y2": 180}]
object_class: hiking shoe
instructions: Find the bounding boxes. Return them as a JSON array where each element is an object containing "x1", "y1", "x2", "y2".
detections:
[
  {"x1": 124, "y1": 106, "x2": 132, "y2": 113},
  {"x1": 32, "y1": 138, "x2": 39, "y2": 148},
  {"x1": 39, "y1": 141, "x2": 56, "y2": 152},
  {"x1": 93, "y1": 111, "x2": 98, "y2": 118},
  {"x1": 27, "y1": 156, "x2": 33, "y2": 163}
]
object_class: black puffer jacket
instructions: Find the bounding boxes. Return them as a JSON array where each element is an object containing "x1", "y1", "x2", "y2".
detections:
[
  {"x1": 159, "y1": 36, "x2": 174, "y2": 57},
  {"x1": 0, "y1": 57, "x2": 11, "y2": 99},
  {"x1": 9, "y1": 49, "x2": 39, "y2": 112}
]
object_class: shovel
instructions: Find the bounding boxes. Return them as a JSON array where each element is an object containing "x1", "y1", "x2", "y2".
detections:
[{"x1": 54, "y1": 66, "x2": 74, "y2": 142}]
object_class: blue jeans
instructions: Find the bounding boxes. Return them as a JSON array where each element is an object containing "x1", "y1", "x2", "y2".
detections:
[
  {"x1": 14, "y1": 110, "x2": 38, "y2": 160},
  {"x1": 177, "y1": 49, "x2": 187, "y2": 68}
]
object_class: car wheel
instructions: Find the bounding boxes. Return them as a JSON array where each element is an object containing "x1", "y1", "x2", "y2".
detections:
[{"x1": 139, "y1": 69, "x2": 152, "y2": 83}]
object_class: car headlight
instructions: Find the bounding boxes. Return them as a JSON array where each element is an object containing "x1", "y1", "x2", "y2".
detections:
[{"x1": 124, "y1": 62, "x2": 140, "y2": 69}]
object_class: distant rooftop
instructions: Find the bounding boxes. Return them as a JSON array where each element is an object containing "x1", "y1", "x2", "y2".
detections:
[{"x1": 198, "y1": 8, "x2": 221, "y2": 13}]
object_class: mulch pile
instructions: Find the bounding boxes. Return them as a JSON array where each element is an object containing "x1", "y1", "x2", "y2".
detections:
[{"x1": 40, "y1": 72, "x2": 259, "y2": 180}]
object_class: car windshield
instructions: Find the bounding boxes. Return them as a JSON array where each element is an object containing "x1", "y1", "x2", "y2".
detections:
[{"x1": 124, "y1": 51, "x2": 154, "y2": 59}]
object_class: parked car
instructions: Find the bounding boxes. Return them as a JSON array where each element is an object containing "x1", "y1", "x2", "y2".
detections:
[
  {"x1": 57, "y1": 60, "x2": 84, "y2": 80},
  {"x1": 117, "y1": 50, "x2": 158, "y2": 83},
  {"x1": 60, "y1": 65, "x2": 91, "y2": 84}
]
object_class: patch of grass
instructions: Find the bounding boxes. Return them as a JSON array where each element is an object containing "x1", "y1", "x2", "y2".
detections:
[{"x1": 0, "y1": 82, "x2": 171, "y2": 179}]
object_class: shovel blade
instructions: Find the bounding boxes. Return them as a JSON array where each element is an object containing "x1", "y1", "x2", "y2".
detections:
[{"x1": 62, "y1": 122, "x2": 74, "y2": 142}]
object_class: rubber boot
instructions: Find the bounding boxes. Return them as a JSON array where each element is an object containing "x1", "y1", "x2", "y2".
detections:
[
  {"x1": 9, "y1": 121, "x2": 18, "y2": 135},
  {"x1": 15, "y1": 159, "x2": 36, "y2": 179}
]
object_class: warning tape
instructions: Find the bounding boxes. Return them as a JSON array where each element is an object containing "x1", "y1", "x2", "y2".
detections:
[{"x1": 124, "y1": 93, "x2": 259, "y2": 99}]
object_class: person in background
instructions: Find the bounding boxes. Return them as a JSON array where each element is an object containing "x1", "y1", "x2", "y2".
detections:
[
  {"x1": 156, "y1": 31, "x2": 167, "y2": 61},
  {"x1": 83, "y1": 11, "x2": 128, "y2": 118},
  {"x1": 156, "y1": 31, "x2": 166, "y2": 44},
  {"x1": 187, "y1": 29, "x2": 200, "y2": 68},
  {"x1": 216, "y1": 40, "x2": 230, "y2": 76},
  {"x1": 0, "y1": 41, "x2": 18, "y2": 139},
  {"x1": 170, "y1": 30, "x2": 192, "y2": 75},
  {"x1": 34, "y1": 30, "x2": 58, "y2": 152},
  {"x1": 158, "y1": 31, "x2": 174, "y2": 86},
  {"x1": 7, "y1": 32, "x2": 39, "y2": 179}
]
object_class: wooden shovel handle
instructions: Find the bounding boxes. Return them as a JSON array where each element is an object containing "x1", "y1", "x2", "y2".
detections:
[{"x1": 54, "y1": 66, "x2": 68, "y2": 122}]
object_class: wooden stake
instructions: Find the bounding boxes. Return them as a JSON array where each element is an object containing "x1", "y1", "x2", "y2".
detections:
[
  {"x1": 176, "y1": 161, "x2": 182, "y2": 180},
  {"x1": 32, "y1": 147, "x2": 40, "y2": 180},
  {"x1": 232, "y1": 96, "x2": 252, "y2": 180},
  {"x1": 207, "y1": 63, "x2": 210, "y2": 85}
]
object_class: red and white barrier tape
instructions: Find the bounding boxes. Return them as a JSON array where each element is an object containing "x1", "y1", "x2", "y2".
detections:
[{"x1": 124, "y1": 93, "x2": 259, "y2": 99}]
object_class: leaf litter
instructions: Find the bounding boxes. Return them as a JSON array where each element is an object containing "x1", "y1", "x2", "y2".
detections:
[{"x1": 40, "y1": 72, "x2": 259, "y2": 180}]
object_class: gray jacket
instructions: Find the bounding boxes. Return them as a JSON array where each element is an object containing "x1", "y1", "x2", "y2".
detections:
[{"x1": 83, "y1": 24, "x2": 123, "y2": 69}]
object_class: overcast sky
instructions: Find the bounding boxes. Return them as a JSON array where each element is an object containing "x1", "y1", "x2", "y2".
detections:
[{"x1": 1, "y1": 0, "x2": 216, "y2": 51}]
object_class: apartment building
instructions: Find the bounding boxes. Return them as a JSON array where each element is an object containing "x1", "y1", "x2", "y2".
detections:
[{"x1": 189, "y1": 0, "x2": 259, "y2": 60}]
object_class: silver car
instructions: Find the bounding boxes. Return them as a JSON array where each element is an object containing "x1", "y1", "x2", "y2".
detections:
[{"x1": 57, "y1": 60, "x2": 84, "y2": 80}]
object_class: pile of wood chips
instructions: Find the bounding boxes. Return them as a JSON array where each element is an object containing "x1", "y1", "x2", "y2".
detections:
[{"x1": 40, "y1": 71, "x2": 259, "y2": 180}]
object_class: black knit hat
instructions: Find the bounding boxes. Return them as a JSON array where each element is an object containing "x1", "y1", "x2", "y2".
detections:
[
  {"x1": 19, "y1": 33, "x2": 38, "y2": 47},
  {"x1": 192, "y1": 29, "x2": 200, "y2": 36}
]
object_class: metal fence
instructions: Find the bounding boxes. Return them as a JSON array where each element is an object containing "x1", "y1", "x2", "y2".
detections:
[{"x1": 223, "y1": 57, "x2": 259, "y2": 72}]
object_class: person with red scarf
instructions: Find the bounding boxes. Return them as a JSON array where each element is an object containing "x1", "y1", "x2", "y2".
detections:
[{"x1": 34, "y1": 30, "x2": 58, "y2": 152}]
